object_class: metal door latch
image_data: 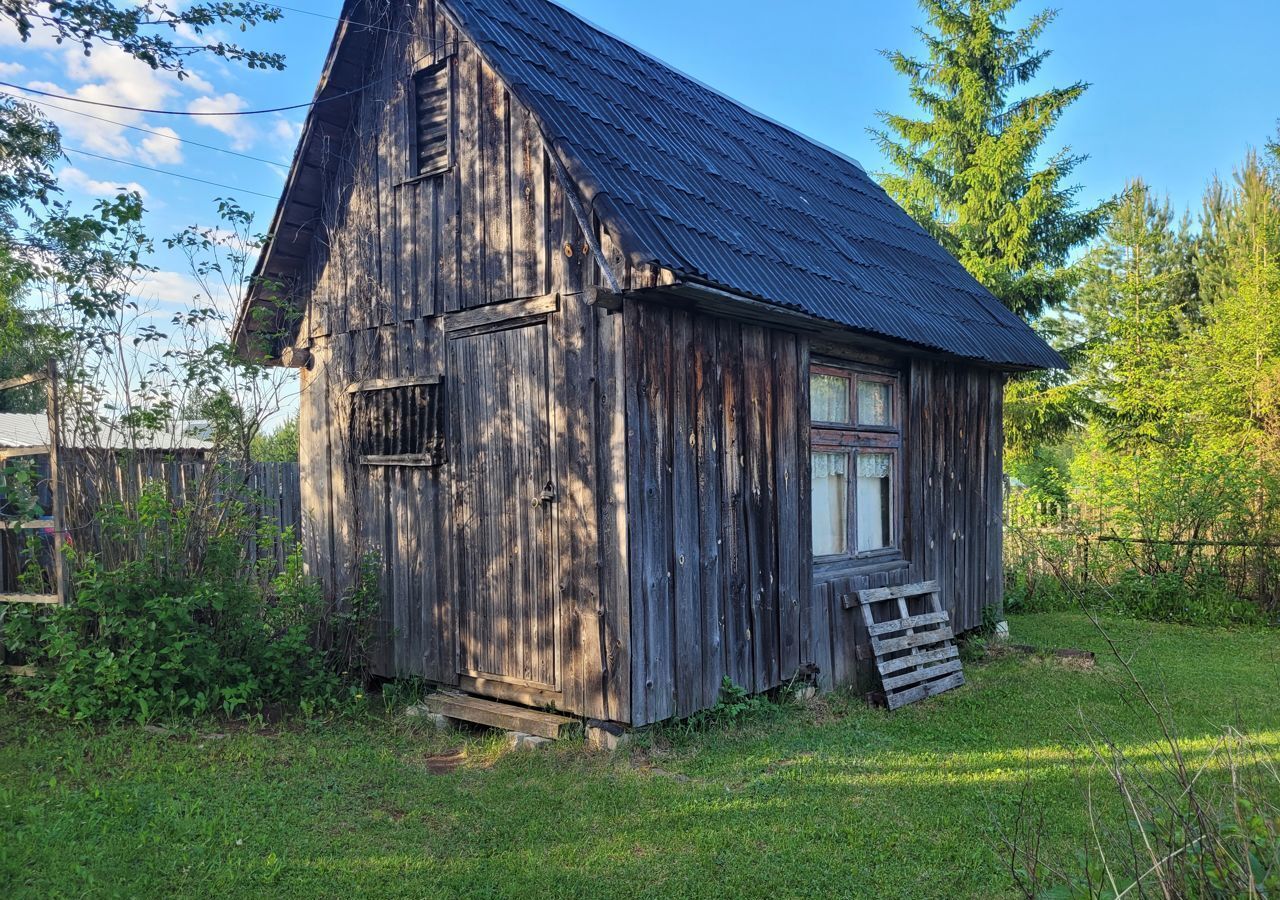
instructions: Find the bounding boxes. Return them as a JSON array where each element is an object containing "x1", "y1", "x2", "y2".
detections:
[{"x1": 531, "y1": 481, "x2": 556, "y2": 508}]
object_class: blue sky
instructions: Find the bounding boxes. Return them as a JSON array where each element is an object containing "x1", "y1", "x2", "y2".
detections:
[{"x1": 1, "y1": 0, "x2": 1277, "y2": 358}]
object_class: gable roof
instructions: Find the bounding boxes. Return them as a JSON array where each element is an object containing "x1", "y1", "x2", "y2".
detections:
[{"x1": 241, "y1": 0, "x2": 1064, "y2": 370}]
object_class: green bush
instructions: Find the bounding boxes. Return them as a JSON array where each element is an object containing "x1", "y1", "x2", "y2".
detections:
[
  {"x1": 2, "y1": 481, "x2": 362, "y2": 723},
  {"x1": 1005, "y1": 566, "x2": 1268, "y2": 627}
]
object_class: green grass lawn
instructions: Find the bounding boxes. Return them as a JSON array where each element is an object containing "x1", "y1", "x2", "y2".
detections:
[{"x1": 3, "y1": 612, "x2": 1279, "y2": 899}]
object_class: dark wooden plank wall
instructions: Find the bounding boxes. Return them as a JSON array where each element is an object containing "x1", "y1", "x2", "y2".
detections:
[
  {"x1": 291, "y1": 2, "x2": 658, "y2": 719},
  {"x1": 623, "y1": 298, "x2": 808, "y2": 726},
  {"x1": 811, "y1": 357, "x2": 1005, "y2": 693},
  {"x1": 625, "y1": 299, "x2": 1006, "y2": 717},
  {"x1": 901, "y1": 359, "x2": 1005, "y2": 637}
]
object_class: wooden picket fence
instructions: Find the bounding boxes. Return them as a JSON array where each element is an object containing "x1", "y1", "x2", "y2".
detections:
[{"x1": 0, "y1": 456, "x2": 302, "y2": 596}]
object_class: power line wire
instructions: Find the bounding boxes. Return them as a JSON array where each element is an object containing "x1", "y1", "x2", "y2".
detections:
[
  {"x1": 265, "y1": 2, "x2": 419, "y2": 40},
  {"x1": 0, "y1": 6, "x2": 459, "y2": 119},
  {"x1": 63, "y1": 146, "x2": 280, "y2": 200},
  {"x1": 0, "y1": 90, "x2": 292, "y2": 170},
  {"x1": 0, "y1": 78, "x2": 371, "y2": 117}
]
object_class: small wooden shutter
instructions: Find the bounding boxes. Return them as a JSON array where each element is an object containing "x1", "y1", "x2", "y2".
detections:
[
  {"x1": 413, "y1": 59, "x2": 451, "y2": 176},
  {"x1": 349, "y1": 378, "x2": 446, "y2": 466}
]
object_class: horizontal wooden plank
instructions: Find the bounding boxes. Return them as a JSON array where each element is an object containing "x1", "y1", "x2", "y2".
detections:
[
  {"x1": 853, "y1": 580, "x2": 939, "y2": 606},
  {"x1": 871, "y1": 625, "x2": 954, "y2": 656},
  {"x1": 0, "y1": 519, "x2": 54, "y2": 531},
  {"x1": 359, "y1": 454, "x2": 445, "y2": 467},
  {"x1": 3, "y1": 665, "x2": 37, "y2": 677},
  {"x1": 457, "y1": 675, "x2": 562, "y2": 710},
  {"x1": 0, "y1": 446, "x2": 48, "y2": 460},
  {"x1": 425, "y1": 691, "x2": 577, "y2": 740},
  {"x1": 886, "y1": 671, "x2": 965, "y2": 710},
  {"x1": 0, "y1": 372, "x2": 47, "y2": 392},
  {"x1": 443, "y1": 293, "x2": 559, "y2": 334},
  {"x1": 880, "y1": 658, "x2": 964, "y2": 693},
  {"x1": 346, "y1": 375, "x2": 443, "y2": 394},
  {"x1": 876, "y1": 644, "x2": 958, "y2": 676},
  {"x1": 0, "y1": 593, "x2": 59, "y2": 605},
  {"x1": 866, "y1": 610, "x2": 951, "y2": 637}
]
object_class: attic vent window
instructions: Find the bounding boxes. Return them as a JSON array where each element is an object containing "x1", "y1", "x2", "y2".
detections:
[
  {"x1": 412, "y1": 59, "x2": 452, "y2": 177},
  {"x1": 348, "y1": 376, "x2": 445, "y2": 466}
]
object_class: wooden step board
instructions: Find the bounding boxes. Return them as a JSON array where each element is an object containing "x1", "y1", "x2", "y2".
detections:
[
  {"x1": 425, "y1": 691, "x2": 577, "y2": 739},
  {"x1": 853, "y1": 580, "x2": 965, "y2": 710}
]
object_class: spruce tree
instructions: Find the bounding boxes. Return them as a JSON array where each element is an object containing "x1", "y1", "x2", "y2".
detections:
[{"x1": 873, "y1": 0, "x2": 1107, "y2": 317}]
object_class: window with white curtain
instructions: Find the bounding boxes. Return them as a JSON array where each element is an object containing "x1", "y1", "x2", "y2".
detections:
[{"x1": 809, "y1": 362, "x2": 901, "y2": 562}]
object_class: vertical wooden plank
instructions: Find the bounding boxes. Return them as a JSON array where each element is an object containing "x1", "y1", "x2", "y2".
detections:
[
  {"x1": 625, "y1": 299, "x2": 674, "y2": 724},
  {"x1": 741, "y1": 325, "x2": 777, "y2": 692},
  {"x1": 694, "y1": 315, "x2": 725, "y2": 710},
  {"x1": 299, "y1": 339, "x2": 334, "y2": 598},
  {"x1": 45, "y1": 361, "x2": 67, "y2": 604},
  {"x1": 509, "y1": 104, "x2": 543, "y2": 299},
  {"x1": 481, "y1": 74, "x2": 512, "y2": 303},
  {"x1": 596, "y1": 301, "x2": 630, "y2": 723},
  {"x1": 718, "y1": 319, "x2": 751, "y2": 691},
  {"x1": 796, "y1": 338, "x2": 813, "y2": 677},
  {"x1": 773, "y1": 331, "x2": 801, "y2": 680},
  {"x1": 391, "y1": 466, "x2": 410, "y2": 676},
  {"x1": 559, "y1": 288, "x2": 604, "y2": 718},
  {"x1": 329, "y1": 336, "x2": 357, "y2": 623},
  {"x1": 453, "y1": 43, "x2": 481, "y2": 310},
  {"x1": 670, "y1": 309, "x2": 701, "y2": 718}
]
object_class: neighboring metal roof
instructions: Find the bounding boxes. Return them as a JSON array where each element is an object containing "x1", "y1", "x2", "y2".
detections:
[
  {"x1": 444, "y1": 0, "x2": 1064, "y2": 369},
  {"x1": 0, "y1": 414, "x2": 213, "y2": 451}
]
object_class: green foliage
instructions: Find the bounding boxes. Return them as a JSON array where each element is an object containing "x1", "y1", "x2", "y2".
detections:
[
  {"x1": 0, "y1": 96, "x2": 62, "y2": 411},
  {"x1": 2, "y1": 614, "x2": 1279, "y2": 897},
  {"x1": 675, "y1": 677, "x2": 781, "y2": 735},
  {"x1": 2, "y1": 482, "x2": 364, "y2": 723},
  {"x1": 873, "y1": 0, "x2": 1108, "y2": 316},
  {"x1": 251, "y1": 416, "x2": 299, "y2": 462},
  {"x1": 1, "y1": 2, "x2": 285, "y2": 77},
  {"x1": 1007, "y1": 143, "x2": 1280, "y2": 625},
  {"x1": 1005, "y1": 566, "x2": 1266, "y2": 627}
]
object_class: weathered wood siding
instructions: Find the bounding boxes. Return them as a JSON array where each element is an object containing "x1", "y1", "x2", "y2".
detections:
[
  {"x1": 292, "y1": 1, "x2": 649, "y2": 720},
  {"x1": 623, "y1": 297, "x2": 1006, "y2": 719},
  {"x1": 622, "y1": 299, "x2": 809, "y2": 725},
  {"x1": 810, "y1": 357, "x2": 1005, "y2": 693}
]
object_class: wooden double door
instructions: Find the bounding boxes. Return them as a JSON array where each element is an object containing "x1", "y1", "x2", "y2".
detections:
[{"x1": 448, "y1": 318, "x2": 559, "y2": 692}]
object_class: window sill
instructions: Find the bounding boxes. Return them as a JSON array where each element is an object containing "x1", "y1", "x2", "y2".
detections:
[
  {"x1": 814, "y1": 551, "x2": 908, "y2": 582},
  {"x1": 395, "y1": 166, "x2": 452, "y2": 189},
  {"x1": 359, "y1": 453, "x2": 445, "y2": 467}
]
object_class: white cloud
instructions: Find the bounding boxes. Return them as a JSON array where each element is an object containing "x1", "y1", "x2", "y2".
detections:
[
  {"x1": 188, "y1": 92, "x2": 257, "y2": 149},
  {"x1": 271, "y1": 115, "x2": 301, "y2": 145},
  {"x1": 60, "y1": 165, "x2": 148, "y2": 200},
  {"x1": 0, "y1": 60, "x2": 24, "y2": 77},
  {"x1": 63, "y1": 44, "x2": 180, "y2": 110},
  {"x1": 139, "y1": 126, "x2": 184, "y2": 164},
  {"x1": 136, "y1": 270, "x2": 204, "y2": 311},
  {"x1": 0, "y1": 10, "x2": 62, "y2": 51}
]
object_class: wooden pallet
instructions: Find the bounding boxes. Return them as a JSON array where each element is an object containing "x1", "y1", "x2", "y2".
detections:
[{"x1": 854, "y1": 580, "x2": 964, "y2": 710}]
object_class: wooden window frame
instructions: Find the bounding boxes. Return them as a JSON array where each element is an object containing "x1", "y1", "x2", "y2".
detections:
[
  {"x1": 405, "y1": 55, "x2": 455, "y2": 183},
  {"x1": 810, "y1": 361, "x2": 904, "y2": 569}
]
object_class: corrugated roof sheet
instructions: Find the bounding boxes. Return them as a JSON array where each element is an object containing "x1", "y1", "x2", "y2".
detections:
[
  {"x1": 0, "y1": 414, "x2": 213, "y2": 451},
  {"x1": 445, "y1": 0, "x2": 1064, "y2": 369}
]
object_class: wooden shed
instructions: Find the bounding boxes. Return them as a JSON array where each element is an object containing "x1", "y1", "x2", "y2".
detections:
[{"x1": 233, "y1": 0, "x2": 1063, "y2": 727}]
